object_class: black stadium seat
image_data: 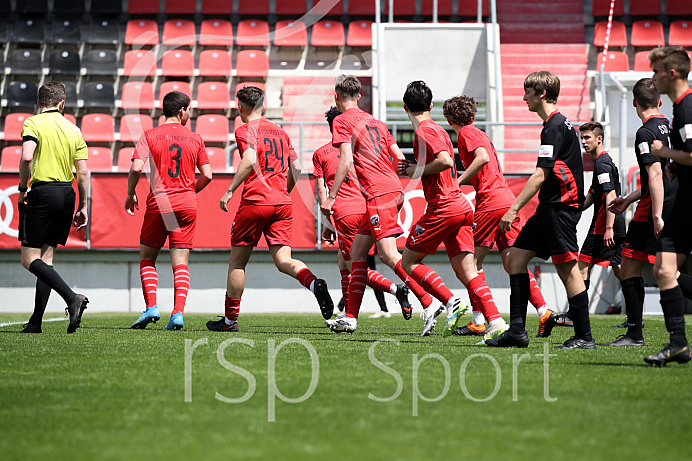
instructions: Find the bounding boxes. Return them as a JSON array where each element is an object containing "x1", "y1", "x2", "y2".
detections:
[
  {"x1": 48, "y1": 19, "x2": 83, "y2": 45},
  {"x1": 18, "y1": 0, "x2": 48, "y2": 15},
  {"x1": 85, "y1": 50, "x2": 118, "y2": 76},
  {"x1": 81, "y1": 82, "x2": 116, "y2": 110},
  {"x1": 12, "y1": 18, "x2": 45, "y2": 44},
  {"x1": 63, "y1": 82, "x2": 79, "y2": 109},
  {"x1": 6, "y1": 82, "x2": 39, "y2": 109},
  {"x1": 8, "y1": 50, "x2": 43, "y2": 76},
  {"x1": 48, "y1": 50, "x2": 81, "y2": 76},
  {"x1": 88, "y1": 20, "x2": 120, "y2": 45},
  {"x1": 90, "y1": 0, "x2": 123, "y2": 15},
  {"x1": 53, "y1": 0, "x2": 87, "y2": 15}
]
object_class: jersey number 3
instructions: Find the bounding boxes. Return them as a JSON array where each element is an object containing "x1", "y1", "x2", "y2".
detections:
[{"x1": 169, "y1": 144, "x2": 182, "y2": 178}]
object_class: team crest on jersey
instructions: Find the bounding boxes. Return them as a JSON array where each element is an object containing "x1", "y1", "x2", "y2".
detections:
[
  {"x1": 538, "y1": 145, "x2": 554, "y2": 158},
  {"x1": 230, "y1": 222, "x2": 235, "y2": 238},
  {"x1": 638, "y1": 142, "x2": 650, "y2": 154},
  {"x1": 370, "y1": 214, "x2": 379, "y2": 227},
  {"x1": 564, "y1": 120, "x2": 573, "y2": 131},
  {"x1": 597, "y1": 173, "x2": 610, "y2": 184}
]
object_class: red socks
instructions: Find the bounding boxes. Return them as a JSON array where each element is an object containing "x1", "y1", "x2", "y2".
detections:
[
  {"x1": 140, "y1": 260, "x2": 158, "y2": 308},
  {"x1": 528, "y1": 269, "x2": 547, "y2": 309},
  {"x1": 172, "y1": 264, "x2": 190, "y2": 315},
  {"x1": 367, "y1": 269, "x2": 395, "y2": 293},
  {"x1": 346, "y1": 261, "x2": 368, "y2": 318},
  {"x1": 394, "y1": 260, "x2": 434, "y2": 308},
  {"x1": 467, "y1": 275, "x2": 501, "y2": 322},
  {"x1": 410, "y1": 263, "x2": 455, "y2": 305},
  {"x1": 225, "y1": 296, "x2": 241, "y2": 321},
  {"x1": 297, "y1": 268, "x2": 317, "y2": 291},
  {"x1": 340, "y1": 269, "x2": 351, "y2": 310}
]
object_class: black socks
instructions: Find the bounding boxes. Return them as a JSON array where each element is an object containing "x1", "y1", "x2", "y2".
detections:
[
  {"x1": 509, "y1": 273, "x2": 530, "y2": 334},
  {"x1": 660, "y1": 286, "x2": 688, "y2": 349},
  {"x1": 568, "y1": 290, "x2": 592, "y2": 342},
  {"x1": 29, "y1": 259, "x2": 74, "y2": 304},
  {"x1": 621, "y1": 277, "x2": 645, "y2": 341},
  {"x1": 28, "y1": 276, "x2": 52, "y2": 325}
]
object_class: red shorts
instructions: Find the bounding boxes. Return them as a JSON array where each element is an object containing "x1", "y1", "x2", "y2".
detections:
[
  {"x1": 231, "y1": 204, "x2": 293, "y2": 247},
  {"x1": 334, "y1": 213, "x2": 362, "y2": 262},
  {"x1": 357, "y1": 191, "x2": 404, "y2": 241},
  {"x1": 405, "y1": 206, "x2": 474, "y2": 258},
  {"x1": 474, "y1": 207, "x2": 521, "y2": 252},
  {"x1": 140, "y1": 207, "x2": 196, "y2": 249}
]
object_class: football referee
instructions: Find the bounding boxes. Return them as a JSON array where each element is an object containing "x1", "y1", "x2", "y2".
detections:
[{"x1": 18, "y1": 82, "x2": 89, "y2": 333}]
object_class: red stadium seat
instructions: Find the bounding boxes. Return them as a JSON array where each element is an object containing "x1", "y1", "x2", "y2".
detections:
[
  {"x1": 348, "y1": 1, "x2": 374, "y2": 16},
  {"x1": 198, "y1": 50, "x2": 233, "y2": 77},
  {"x1": 311, "y1": 20, "x2": 345, "y2": 47},
  {"x1": 0, "y1": 146, "x2": 22, "y2": 172},
  {"x1": 117, "y1": 148, "x2": 135, "y2": 172},
  {"x1": 422, "y1": 0, "x2": 453, "y2": 16},
  {"x1": 199, "y1": 20, "x2": 233, "y2": 47},
  {"x1": 274, "y1": 20, "x2": 308, "y2": 47},
  {"x1": 195, "y1": 115, "x2": 230, "y2": 143},
  {"x1": 164, "y1": 0, "x2": 197, "y2": 14},
  {"x1": 196, "y1": 82, "x2": 231, "y2": 110},
  {"x1": 159, "y1": 81, "x2": 193, "y2": 101},
  {"x1": 162, "y1": 20, "x2": 196, "y2": 46},
  {"x1": 64, "y1": 114, "x2": 77, "y2": 125},
  {"x1": 384, "y1": 0, "x2": 415, "y2": 16},
  {"x1": 87, "y1": 147, "x2": 114, "y2": 172},
  {"x1": 347, "y1": 21, "x2": 373, "y2": 47},
  {"x1": 121, "y1": 82, "x2": 156, "y2": 110},
  {"x1": 3, "y1": 113, "x2": 32, "y2": 141},
  {"x1": 235, "y1": 50, "x2": 269, "y2": 78},
  {"x1": 596, "y1": 51, "x2": 630, "y2": 71},
  {"x1": 667, "y1": 0, "x2": 692, "y2": 16},
  {"x1": 631, "y1": 21, "x2": 664, "y2": 47},
  {"x1": 205, "y1": 147, "x2": 228, "y2": 172},
  {"x1": 275, "y1": 0, "x2": 307, "y2": 16},
  {"x1": 161, "y1": 50, "x2": 194, "y2": 77},
  {"x1": 669, "y1": 21, "x2": 692, "y2": 47},
  {"x1": 123, "y1": 50, "x2": 157, "y2": 77},
  {"x1": 128, "y1": 0, "x2": 159, "y2": 14},
  {"x1": 125, "y1": 19, "x2": 159, "y2": 46},
  {"x1": 592, "y1": 0, "x2": 623, "y2": 16},
  {"x1": 593, "y1": 21, "x2": 627, "y2": 47},
  {"x1": 237, "y1": 0, "x2": 269, "y2": 15},
  {"x1": 81, "y1": 114, "x2": 115, "y2": 142},
  {"x1": 201, "y1": 0, "x2": 232, "y2": 14},
  {"x1": 312, "y1": 0, "x2": 343, "y2": 16},
  {"x1": 633, "y1": 51, "x2": 653, "y2": 71},
  {"x1": 458, "y1": 0, "x2": 488, "y2": 16},
  {"x1": 629, "y1": 0, "x2": 661, "y2": 16},
  {"x1": 119, "y1": 114, "x2": 154, "y2": 143},
  {"x1": 236, "y1": 20, "x2": 270, "y2": 47}
]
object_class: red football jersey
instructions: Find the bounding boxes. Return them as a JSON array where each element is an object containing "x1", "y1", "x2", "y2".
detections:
[
  {"x1": 312, "y1": 142, "x2": 366, "y2": 220},
  {"x1": 414, "y1": 119, "x2": 467, "y2": 208},
  {"x1": 235, "y1": 118, "x2": 298, "y2": 205},
  {"x1": 331, "y1": 107, "x2": 402, "y2": 199},
  {"x1": 133, "y1": 122, "x2": 209, "y2": 212},
  {"x1": 457, "y1": 124, "x2": 515, "y2": 212}
]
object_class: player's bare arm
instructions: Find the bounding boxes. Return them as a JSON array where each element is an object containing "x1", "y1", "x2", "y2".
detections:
[
  {"x1": 220, "y1": 147, "x2": 256, "y2": 212},
  {"x1": 500, "y1": 167, "x2": 547, "y2": 232},
  {"x1": 603, "y1": 189, "x2": 617, "y2": 248},
  {"x1": 457, "y1": 146, "x2": 489, "y2": 186},
  {"x1": 398, "y1": 151, "x2": 453, "y2": 179},
  {"x1": 646, "y1": 161, "x2": 665, "y2": 238},
  {"x1": 18, "y1": 139, "x2": 36, "y2": 206},
  {"x1": 287, "y1": 157, "x2": 301, "y2": 194},
  {"x1": 582, "y1": 192, "x2": 594, "y2": 211},
  {"x1": 195, "y1": 163, "x2": 213, "y2": 193},
  {"x1": 651, "y1": 139, "x2": 692, "y2": 166},
  {"x1": 608, "y1": 188, "x2": 642, "y2": 215},
  {"x1": 73, "y1": 159, "x2": 89, "y2": 230},
  {"x1": 321, "y1": 143, "x2": 352, "y2": 216},
  {"x1": 388, "y1": 142, "x2": 406, "y2": 161},
  {"x1": 125, "y1": 158, "x2": 145, "y2": 215}
]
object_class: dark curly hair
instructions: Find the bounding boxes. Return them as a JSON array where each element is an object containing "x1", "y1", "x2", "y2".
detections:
[{"x1": 443, "y1": 95, "x2": 477, "y2": 126}]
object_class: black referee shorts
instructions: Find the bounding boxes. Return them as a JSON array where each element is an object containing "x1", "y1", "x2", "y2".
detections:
[
  {"x1": 514, "y1": 203, "x2": 581, "y2": 263},
  {"x1": 18, "y1": 182, "x2": 75, "y2": 248}
]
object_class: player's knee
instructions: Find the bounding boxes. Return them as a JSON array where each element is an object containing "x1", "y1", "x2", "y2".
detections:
[{"x1": 653, "y1": 262, "x2": 676, "y2": 284}]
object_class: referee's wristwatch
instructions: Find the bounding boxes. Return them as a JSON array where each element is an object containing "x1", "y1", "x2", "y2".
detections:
[{"x1": 18, "y1": 183, "x2": 28, "y2": 192}]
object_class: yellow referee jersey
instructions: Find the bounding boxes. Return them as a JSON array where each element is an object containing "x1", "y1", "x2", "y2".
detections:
[{"x1": 21, "y1": 110, "x2": 88, "y2": 186}]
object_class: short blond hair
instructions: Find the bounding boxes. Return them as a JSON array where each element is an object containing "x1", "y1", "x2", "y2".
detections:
[
  {"x1": 524, "y1": 71, "x2": 560, "y2": 104},
  {"x1": 648, "y1": 46, "x2": 690, "y2": 80}
]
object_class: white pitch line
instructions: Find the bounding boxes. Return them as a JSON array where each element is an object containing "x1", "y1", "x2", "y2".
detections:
[{"x1": 0, "y1": 318, "x2": 68, "y2": 328}]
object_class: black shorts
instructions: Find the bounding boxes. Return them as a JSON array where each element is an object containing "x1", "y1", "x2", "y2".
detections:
[
  {"x1": 513, "y1": 204, "x2": 581, "y2": 263},
  {"x1": 622, "y1": 220, "x2": 657, "y2": 264},
  {"x1": 579, "y1": 234, "x2": 624, "y2": 266},
  {"x1": 18, "y1": 182, "x2": 75, "y2": 249},
  {"x1": 657, "y1": 204, "x2": 692, "y2": 255}
]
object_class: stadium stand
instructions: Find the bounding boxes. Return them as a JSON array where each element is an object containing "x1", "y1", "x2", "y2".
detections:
[
  {"x1": 162, "y1": 20, "x2": 197, "y2": 46},
  {"x1": 199, "y1": 20, "x2": 234, "y2": 46},
  {"x1": 237, "y1": 0, "x2": 270, "y2": 16},
  {"x1": 123, "y1": 50, "x2": 158, "y2": 77},
  {"x1": 423, "y1": 0, "x2": 454, "y2": 16},
  {"x1": 18, "y1": 0, "x2": 48, "y2": 16},
  {"x1": 88, "y1": 20, "x2": 120, "y2": 45},
  {"x1": 458, "y1": 0, "x2": 488, "y2": 16},
  {"x1": 201, "y1": 0, "x2": 233, "y2": 15},
  {"x1": 128, "y1": 0, "x2": 160, "y2": 15},
  {"x1": 274, "y1": 20, "x2": 308, "y2": 47},
  {"x1": 119, "y1": 114, "x2": 154, "y2": 143},
  {"x1": 12, "y1": 19, "x2": 45, "y2": 46},
  {"x1": 667, "y1": 0, "x2": 692, "y2": 16},
  {"x1": 6, "y1": 82, "x2": 39, "y2": 109},
  {"x1": 165, "y1": 0, "x2": 198, "y2": 15},
  {"x1": 384, "y1": 0, "x2": 416, "y2": 17},
  {"x1": 121, "y1": 82, "x2": 156, "y2": 111},
  {"x1": 63, "y1": 82, "x2": 79, "y2": 109},
  {"x1": 591, "y1": 0, "x2": 623, "y2": 16},
  {"x1": 159, "y1": 81, "x2": 193, "y2": 101},
  {"x1": 311, "y1": 21, "x2": 346, "y2": 47},
  {"x1": 593, "y1": 21, "x2": 627, "y2": 48},
  {"x1": 81, "y1": 114, "x2": 115, "y2": 142},
  {"x1": 85, "y1": 50, "x2": 119, "y2": 77},
  {"x1": 81, "y1": 82, "x2": 116, "y2": 110},
  {"x1": 236, "y1": 50, "x2": 269, "y2": 78},
  {"x1": 633, "y1": 51, "x2": 653, "y2": 71},
  {"x1": 198, "y1": 50, "x2": 233, "y2": 77},
  {"x1": 3, "y1": 113, "x2": 32, "y2": 142},
  {"x1": 161, "y1": 50, "x2": 195, "y2": 77},
  {"x1": 596, "y1": 51, "x2": 630, "y2": 71},
  {"x1": 629, "y1": 0, "x2": 661, "y2": 16},
  {"x1": 312, "y1": 0, "x2": 343, "y2": 16},
  {"x1": 90, "y1": 0, "x2": 123, "y2": 15},
  {"x1": 195, "y1": 115, "x2": 230, "y2": 143},
  {"x1": 236, "y1": 20, "x2": 271, "y2": 47},
  {"x1": 48, "y1": 19, "x2": 83, "y2": 45},
  {"x1": 0, "y1": 146, "x2": 22, "y2": 172},
  {"x1": 196, "y1": 82, "x2": 232, "y2": 110},
  {"x1": 347, "y1": 21, "x2": 373, "y2": 47},
  {"x1": 87, "y1": 146, "x2": 115, "y2": 172},
  {"x1": 630, "y1": 21, "x2": 665, "y2": 48},
  {"x1": 117, "y1": 148, "x2": 136, "y2": 172},
  {"x1": 275, "y1": 0, "x2": 308, "y2": 16},
  {"x1": 8, "y1": 50, "x2": 43, "y2": 76},
  {"x1": 53, "y1": 0, "x2": 85, "y2": 15},
  {"x1": 669, "y1": 21, "x2": 692, "y2": 47},
  {"x1": 48, "y1": 50, "x2": 81, "y2": 76},
  {"x1": 125, "y1": 20, "x2": 160, "y2": 46},
  {"x1": 205, "y1": 147, "x2": 228, "y2": 172}
]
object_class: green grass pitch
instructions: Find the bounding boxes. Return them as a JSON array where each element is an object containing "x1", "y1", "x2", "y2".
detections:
[{"x1": 1, "y1": 313, "x2": 691, "y2": 461}]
